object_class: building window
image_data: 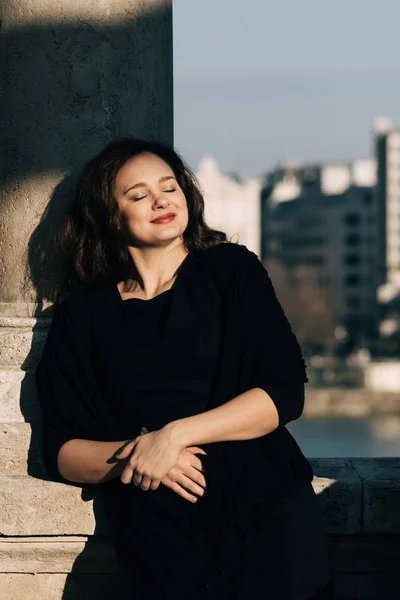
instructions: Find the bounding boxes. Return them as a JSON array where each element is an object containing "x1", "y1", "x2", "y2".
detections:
[
  {"x1": 363, "y1": 190, "x2": 373, "y2": 206},
  {"x1": 343, "y1": 253, "x2": 361, "y2": 266},
  {"x1": 344, "y1": 234, "x2": 361, "y2": 246},
  {"x1": 343, "y1": 213, "x2": 361, "y2": 226},
  {"x1": 344, "y1": 274, "x2": 360, "y2": 286},
  {"x1": 346, "y1": 296, "x2": 361, "y2": 309},
  {"x1": 305, "y1": 256, "x2": 325, "y2": 266}
]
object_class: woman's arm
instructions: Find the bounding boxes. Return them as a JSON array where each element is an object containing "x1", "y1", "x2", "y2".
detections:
[
  {"x1": 168, "y1": 383, "x2": 305, "y2": 447},
  {"x1": 57, "y1": 438, "x2": 133, "y2": 484},
  {"x1": 58, "y1": 437, "x2": 208, "y2": 503},
  {"x1": 168, "y1": 387, "x2": 281, "y2": 448},
  {"x1": 117, "y1": 384, "x2": 304, "y2": 490}
]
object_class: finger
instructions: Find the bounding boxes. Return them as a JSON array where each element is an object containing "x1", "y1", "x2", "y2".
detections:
[
  {"x1": 162, "y1": 478, "x2": 198, "y2": 503},
  {"x1": 140, "y1": 475, "x2": 152, "y2": 491},
  {"x1": 187, "y1": 446, "x2": 207, "y2": 455},
  {"x1": 120, "y1": 463, "x2": 135, "y2": 485},
  {"x1": 132, "y1": 466, "x2": 143, "y2": 487},
  {"x1": 116, "y1": 439, "x2": 138, "y2": 460},
  {"x1": 186, "y1": 466, "x2": 207, "y2": 488},
  {"x1": 189, "y1": 454, "x2": 207, "y2": 474},
  {"x1": 150, "y1": 479, "x2": 161, "y2": 490},
  {"x1": 168, "y1": 466, "x2": 206, "y2": 493},
  {"x1": 178, "y1": 473, "x2": 206, "y2": 497}
]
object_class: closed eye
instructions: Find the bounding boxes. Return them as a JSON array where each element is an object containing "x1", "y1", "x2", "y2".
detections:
[{"x1": 130, "y1": 188, "x2": 176, "y2": 201}]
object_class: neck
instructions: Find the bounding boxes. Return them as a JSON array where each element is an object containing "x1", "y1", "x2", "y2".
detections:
[{"x1": 122, "y1": 241, "x2": 189, "y2": 295}]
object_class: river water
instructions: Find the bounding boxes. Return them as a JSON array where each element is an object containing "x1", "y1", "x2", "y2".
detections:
[{"x1": 287, "y1": 415, "x2": 400, "y2": 457}]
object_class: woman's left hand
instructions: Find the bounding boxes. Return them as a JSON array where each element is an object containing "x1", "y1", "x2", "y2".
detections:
[{"x1": 116, "y1": 423, "x2": 185, "y2": 491}]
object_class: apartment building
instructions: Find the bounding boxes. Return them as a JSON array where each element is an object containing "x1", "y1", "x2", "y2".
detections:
[{"x1": 261, "y1": 160, "x2": 379, "y2": 351}]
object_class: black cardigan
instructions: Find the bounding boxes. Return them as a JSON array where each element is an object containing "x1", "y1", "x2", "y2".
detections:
[{"x1": 35, "y1": 242, "x2": 313, "y2": 590}]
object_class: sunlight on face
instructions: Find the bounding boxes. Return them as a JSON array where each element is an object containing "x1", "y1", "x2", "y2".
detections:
[{"x1": 114, "y1": 152, "x2": 189, "y2": 247}]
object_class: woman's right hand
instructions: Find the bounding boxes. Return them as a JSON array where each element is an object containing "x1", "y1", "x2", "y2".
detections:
[{"x1": 161, "y1": 446, "x2": 207, "y2": 503}]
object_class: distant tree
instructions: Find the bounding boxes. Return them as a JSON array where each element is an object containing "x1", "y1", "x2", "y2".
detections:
[{"x1": 265, "y1": 258, "x2": 336, "y2": 354}]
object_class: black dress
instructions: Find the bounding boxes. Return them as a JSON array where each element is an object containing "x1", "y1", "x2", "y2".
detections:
[{"x1": 35, "y1": 243, "x2": 333, "y2": 600}]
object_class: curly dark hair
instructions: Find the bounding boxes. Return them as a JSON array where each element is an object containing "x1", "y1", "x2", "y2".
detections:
[{"x1": 58, "y1": 138, "x2": 228, "y2": 302}]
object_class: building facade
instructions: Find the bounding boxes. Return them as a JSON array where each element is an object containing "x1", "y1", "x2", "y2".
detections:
[
  {"x1": 375, "y1": 118, "x2": 400, "y2": 289},
  {"x1": 374, "y1": 118, "x2": 400, "y2": 353},
  {"x1": 196, "y1": 156, "x2": 261, "y2": 256},
  {"x1": 261, "y1": 160, "x2": 379, "y2": 353}
]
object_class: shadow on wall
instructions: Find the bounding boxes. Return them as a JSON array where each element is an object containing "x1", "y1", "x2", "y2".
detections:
[
  {"x1": 1, "y1": 6, "x2": 172, "y2": 304},
  {"x1": 1, "y1": 5, "x2": 172, "y2": 598},
  {"x1": 28, "y1": 172, "x2": 79, "y2": 306},
  {"x1": 21, "y1": 320, "x2": 134, "y2": 597}
]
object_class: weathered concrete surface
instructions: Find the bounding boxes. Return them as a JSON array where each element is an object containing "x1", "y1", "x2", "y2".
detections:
[
  {"x1": 0, "y1": 370, "x2": 38, "y2": 423},
  {"x1": 0, "y1": 422, "x2": 45, "y2": 476},
  {"x1": 0, "y1": 0, "x2": 173, "y2": 307},
  {"x1": 305, "y1": 387, "x2": 400, "y2": 417},
  {"x1": 2, "y1": 535, "x2": 398, "y2": 577},
  {"x1": 311, "y1": 459, "x2": 362, "y2": 534},
  {"x1": 0, "y1": 460, "x2": 400, "y2": 600},
  {"x1": 0, "y1": 537, "x2": 121, "y2": 574},
  {"x1": 0, "y1": 303, "x2": 45, "y2": 318},
  {"x1": 329, "y1": 536, "x2": 400, "y2": 574},
  {"x1": 2, "y1": 460, "x2": 398, "y2": 537},
  {"x1": 333, "y1": 573, "x2": 400, "y2": 600},
  {"x1": 0, "y1": 327, "x2": 48, "y2": 369},
  {"x1": 0, "y1": 574, "x2": 132, "y2": 600},
  {"x1": 353, "y1": 458, "x2": 400, "y2": 534},
  {"x1": 3, "y1": 572, "x2": 399, "y2": 600},
  {"x1": 0, "y1": 476, "x2": 107, "y2": 536}
]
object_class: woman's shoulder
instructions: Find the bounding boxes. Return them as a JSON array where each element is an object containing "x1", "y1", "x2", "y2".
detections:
[
  {"x1": 198, "y1": 242, "x2": 262, "y2": 295},
  {"x1": 53, "y1": 285, "x2": 109, "y2": 323},
  {"x1": 203, "y1": 241, "x2": 257, "y2": 263},
  {"x1": 202, "y1": 241, "x2": 262, "y2": 275}
]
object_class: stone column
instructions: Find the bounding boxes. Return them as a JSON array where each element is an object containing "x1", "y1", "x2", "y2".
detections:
[{"x1": 0, "y1": 2, "x2": 172, "y2": 596}]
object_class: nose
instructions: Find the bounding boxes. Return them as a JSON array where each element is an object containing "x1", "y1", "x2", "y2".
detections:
[{"x1": 154, "y1": 192, "x2": 170, "y2": 207}]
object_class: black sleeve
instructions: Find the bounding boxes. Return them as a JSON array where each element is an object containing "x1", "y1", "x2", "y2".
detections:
[
  {"x1": 35, "y1": 293, "x2": 121, "y2": 481},
  {"x1": 237, "y1": 246, "x2": 308, "y2": 427}
]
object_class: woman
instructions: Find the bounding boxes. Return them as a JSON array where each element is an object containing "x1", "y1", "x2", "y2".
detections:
[{"x1": 35, "y1": 139, "x2": 333, "y2": 600}]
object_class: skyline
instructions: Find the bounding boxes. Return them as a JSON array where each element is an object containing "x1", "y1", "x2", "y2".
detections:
[{"x1": 173, "y1": 0, "x2": 400, "y2": 177}]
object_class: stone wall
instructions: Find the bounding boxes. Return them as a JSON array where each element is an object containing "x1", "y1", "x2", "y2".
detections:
[
  {"x1": 1, "y1": 315, "x2": 399, "y2": 598},
  {"x1": 1, "y1": 3, "x2": 399, "y2": 598}
]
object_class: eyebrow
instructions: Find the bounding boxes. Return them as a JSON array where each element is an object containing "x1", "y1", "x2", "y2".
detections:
[{"x1": 123, "y1": 176, "x2": 176, "y2": 194}]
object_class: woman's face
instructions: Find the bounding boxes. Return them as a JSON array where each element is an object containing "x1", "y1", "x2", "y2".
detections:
[{"x1": 114, "y1": 152, "x2": 189, "y2": 247}]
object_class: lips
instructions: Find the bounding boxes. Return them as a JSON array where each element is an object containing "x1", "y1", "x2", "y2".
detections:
[{"x1": 152, "y1": 213, "x2": 176, "y2": 223}]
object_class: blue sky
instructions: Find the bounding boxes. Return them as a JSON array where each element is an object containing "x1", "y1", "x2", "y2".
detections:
[{"x1": 173, "y1": 0, "x2": 400, "y2": 176}]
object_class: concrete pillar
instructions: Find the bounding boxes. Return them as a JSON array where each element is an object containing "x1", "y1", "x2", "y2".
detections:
[
  {"x1": 0, "y1": 2, "x2": 172, "y2": 594},
  {"x1": 0, "y1": 0, "x2": 173, "y2": 312}
]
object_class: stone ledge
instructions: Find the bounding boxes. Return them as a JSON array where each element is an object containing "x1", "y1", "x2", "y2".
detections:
[
  {"x1": 0, "y1": 329, "x2": 48, "y2": 369},
  {"x1": 0, "y1": 476, "x2": 106, "y2": 536},
  {"x1": 0, "y1": 573, "x2": 132, "y2": 600},
  {"x1": 311, "y1": 459, "x2": 362, "y2": 534},
  {"x1": 0, "y1": 537, "x2": 121, "y2": 574},
  {"x1": 1, "y1": 459, "x2": 399, "y2": 537},
  {"x1": 329, "y1": 535, "x2": 400, "y2": 574},
  {"x1": 333, "y1": 572, "x2": 400, "y2": 600},
  {"x1": 0, "y1": 303, "x2": 51, "y2": 318},
  {"x1": 313, "y1": 458, "x2": 400, "y2": 535},
  {"x1": 2, "y1": 534, "x2": 398, "y2": 576},
  {"x1": 0, "y1": 370, "x2": 38, "y2": 423},
  {"x1": 0, "y1": 317, "x2": 50, "y2": 329},
  {"x1": 353, "y1": 458, "x2": 400, "y2": 534},
  {"x1": 0, "y1": 422, "x2": 45, "y2": 476}
]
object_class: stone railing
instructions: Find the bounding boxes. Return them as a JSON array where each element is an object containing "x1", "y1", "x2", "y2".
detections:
[{"x1": 1, "y1": 316, "x2": 399, "y2": 599}]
